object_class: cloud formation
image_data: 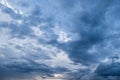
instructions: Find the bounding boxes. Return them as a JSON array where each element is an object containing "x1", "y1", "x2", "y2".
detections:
[{"x1": 0, "y1": 0, "x2": 120, "y2": 80}]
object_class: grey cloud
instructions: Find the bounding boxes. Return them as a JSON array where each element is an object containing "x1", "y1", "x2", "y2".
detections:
[
  {"x1": 95, "y1": 62, "x2": 120, "y2": 77},
  {"x1": 1, "y1": 0, "x2": 120, "y2": 80},
  {"x1": 55, "y1": 0, "x2": 113, "y2": 65},
  {"x1": 83, "y1": 55, "x2": 120, "y2": 80}
]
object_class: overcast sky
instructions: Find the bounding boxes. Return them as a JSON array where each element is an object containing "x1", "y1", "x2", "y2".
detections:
[{"x1": 0, "y1": 0, "x2": 120, "y2": 80}]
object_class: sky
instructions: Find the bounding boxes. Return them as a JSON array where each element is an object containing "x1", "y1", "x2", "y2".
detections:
[{"x1": 0, "y1": 0, "x2": 120, "y2": 80}]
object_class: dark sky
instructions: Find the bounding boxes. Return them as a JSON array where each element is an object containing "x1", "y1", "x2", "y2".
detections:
[{"x1": 0, "y1": 0, "x2": 120, "y2": 80}]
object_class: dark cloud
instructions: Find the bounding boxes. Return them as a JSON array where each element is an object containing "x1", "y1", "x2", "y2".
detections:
[
  {"x1": 81, "y1": 55, "x2": 120, "y2": 80},
  {"x1": 95, "y1": 55, "x2": 120, "y2": 77},
  {"x1": 0, "y1": 0, "x2": 120, "y2": 80},
  {"x1": 0, "y1": 58, "x2": 54, "y2": 80},
  {"x1": 54, "y1": 0, "x2": 113, "y2": 65}
]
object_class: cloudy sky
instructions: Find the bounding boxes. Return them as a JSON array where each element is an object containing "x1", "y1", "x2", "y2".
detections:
[{"x1": 0, "y1": 0, "x2": 120, "y2": 80}]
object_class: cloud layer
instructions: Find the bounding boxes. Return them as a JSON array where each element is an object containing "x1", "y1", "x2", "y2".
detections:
[{"x1": 0, "y1": 0, "x2": 120, "y2": 80}]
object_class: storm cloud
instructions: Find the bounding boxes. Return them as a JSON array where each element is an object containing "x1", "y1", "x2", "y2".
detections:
[{"x1": 0, "y1": 0, "x2": 120, "y2": 80}]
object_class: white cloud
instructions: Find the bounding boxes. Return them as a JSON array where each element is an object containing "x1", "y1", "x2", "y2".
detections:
[
  {"x1": 0, "y1": 27, "x2": 83, "y2": 71},
  {"x1": 0, "y1": 27, "x2": 11, "y2": 48},
  {"x1": 0, "y1": 9, "x2": 12, "y2": 22},
  {"x1": 57, "y1": 31, "x2": 71, "y2": 43},
  {"x1": 35, "y1": 51, "x2": 86, "y2": 71},
  {"x1": 0, "y1": 0, "x2": 23, "y2": 14},
  {"x1": 31, "y1": 26, "x2": 44, "y2": 37},
  {"x1": 53, "y1": 24, "x2": 81, "y2": 43}
]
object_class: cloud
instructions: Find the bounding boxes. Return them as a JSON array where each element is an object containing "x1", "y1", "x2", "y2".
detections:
[
  {"x1": 0, "y1": 2, "x2": 82, "y2": 78},
  {"x1": 1, "y1": 0, "x2": 120, "y2": 80}
]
